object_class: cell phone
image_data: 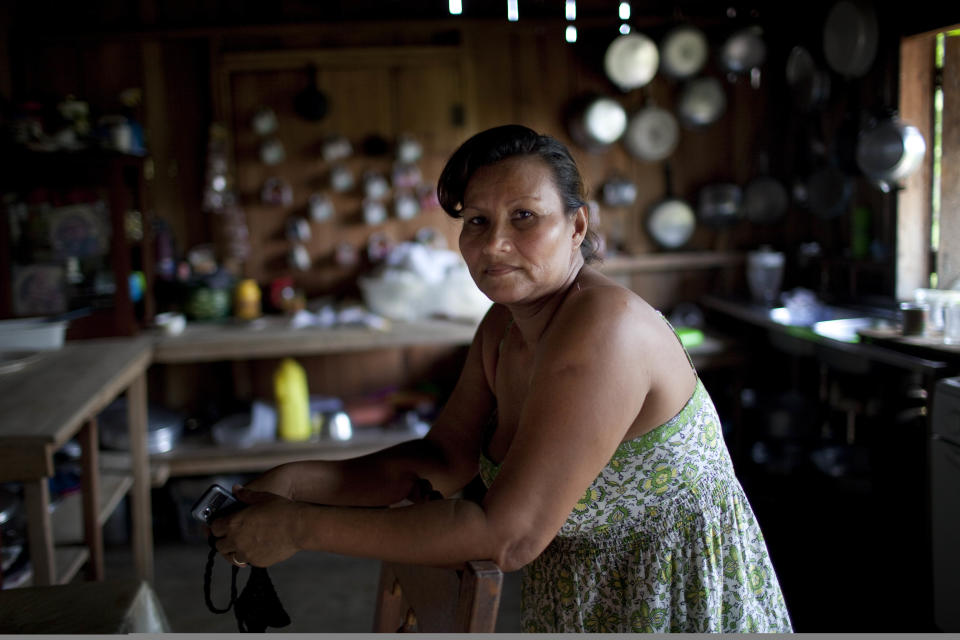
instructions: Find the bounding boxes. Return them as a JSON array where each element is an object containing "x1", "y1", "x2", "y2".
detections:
[{"x1": 190, "y1": 483, "x2": 244, "y2": 524}]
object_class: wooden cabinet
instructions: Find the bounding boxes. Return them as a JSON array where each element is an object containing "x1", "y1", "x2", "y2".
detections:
[{"x1": 0, "y1": 150, "x2": 155, "y2": 338}]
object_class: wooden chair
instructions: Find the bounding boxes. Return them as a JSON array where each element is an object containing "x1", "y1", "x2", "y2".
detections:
[{"x1": 373, "y1": 560, "x2": 503, "y2": 633}]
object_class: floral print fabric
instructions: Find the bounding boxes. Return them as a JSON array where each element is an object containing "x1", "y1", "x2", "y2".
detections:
[{"x1": 479, "y1": 378, "x2": 793, "y2": 633}]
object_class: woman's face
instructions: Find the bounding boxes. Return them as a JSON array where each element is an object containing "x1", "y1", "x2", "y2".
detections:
[{"x1": 459, "y1": 156, "x2": 584, "y2": 305}]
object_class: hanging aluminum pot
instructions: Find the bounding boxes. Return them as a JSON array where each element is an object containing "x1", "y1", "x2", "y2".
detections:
[
  {"x1": 855, "y1": 115, "x2": 927, "y2": 186},
  {"x1": 720, "y1": 26, "x2": 767, "y2": 75},
  {"x1": 566, "y1": 94, "x2": 628, "y2": 150},
  {"x1": 623, "y1": 105, "x2": 679, "y2": 162},
  {"x1": 660, "y1": 25, "x2": 709, "y2": 80},
  {"x1": 785, "y1": 46, "x2": 832, "y2": 112},
  {"x1": 604, "y1": 33, "x2": 660, "y2": 91},
  {"x1": 677, "y1": 77, "x2": 727, "y2": 128},
  {"x1": 697, "y1": 182, "x2": 743, "y2": 227},
  {"x1": 822, "y1": 0, "x2": 879, "y2": 78}
]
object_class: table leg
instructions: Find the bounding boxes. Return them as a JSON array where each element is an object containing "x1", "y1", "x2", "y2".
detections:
[
  {"x1": 79, "y1": 417, "x2": 104, "y2": 580},
  {"x1": 126, "y1": 372, "x2": 154, "y2": 583},
  {"x1": 23, "y1": 477, "x2": 55, "y2": 585}
]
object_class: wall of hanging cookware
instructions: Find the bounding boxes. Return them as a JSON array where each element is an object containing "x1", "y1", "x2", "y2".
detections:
[
  {"x1": 559, "y1": 0, "x2": 923, "y2": 268},
  {"x1": 202, "y1": 4, "x2": 920, "y2": 307}
]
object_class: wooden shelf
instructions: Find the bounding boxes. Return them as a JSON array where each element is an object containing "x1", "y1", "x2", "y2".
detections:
[
  {"x1": 21, "y1": 546, "x2": 90, "y2": 587},
  {"x1": 598, "y1": 251, "x2": 744, "y2": 275},
  {"x1": 52, "y1": 472, "x2": 134, "y2": 545},
  {"x1": 151, "y1": 427, "x2": 420, "y2": 479},
  {"x1": 151, "y1": 317, "x2": 478, "y2": 364}
]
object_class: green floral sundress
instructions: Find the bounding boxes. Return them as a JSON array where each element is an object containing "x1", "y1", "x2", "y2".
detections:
[{"x1": 479, "y1": 377, "x2": 793, "y2": 632}]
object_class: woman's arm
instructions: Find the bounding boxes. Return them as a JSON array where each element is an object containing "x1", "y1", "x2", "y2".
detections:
[
  {"x1": 213, "y1": 290, "x2": 660, "y2": 572},
  {"x1": 242, "y1": 314, "x2": 497, "y2": 507}
]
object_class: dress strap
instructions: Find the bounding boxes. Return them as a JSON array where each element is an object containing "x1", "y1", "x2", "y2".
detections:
[{"x1": 656, "y1": 310, "x2": 698, "y2": 375}]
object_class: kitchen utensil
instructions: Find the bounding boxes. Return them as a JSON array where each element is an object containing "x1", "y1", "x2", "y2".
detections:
[
  {"x1": 677, "y1": 77, "x2": 727, "y2": 128},
  {"x1": 855, "y1": 113, "x2": 927, "y2": 186},
  {"x1": 743, "y1": 175, "x2": 789, "y2": 224},
  {"x1": 785, "y1": 45, "x2": 831, "y2": 111},
  {"x1": 251, "y1": 107, "x2": 278, "y2": 136},
  {"x1": 746, "y1": 247, "x2": 785, "y2": 305},
  {"x1": 294, "y1": 64, "x2": 329, "y2": 121},
  {"x1": 646, "y1": 163, "x2": 696, "y2": 250},
  {"x1": 396, "y1": 135, "x2": 423, "y2": 164},
  {"x1": 566, "y1": 94, "x2": 628, "y2": 149},
  {"x1": 659, "y1": 25, "x2": 709, "y2": 79},
  {"x1": 720, "y1": 26, "x2": 767, "y2": 74},
  {"x1": 697, "y1": 182, "x2": 743, "y2": 227},
  {"x1": 604, "y1": 33, "x2": 660, "y2": 91},
  {"x1": 0, "y1": 317, "x2": 68, "y2": 351},
  {"x1": 309, "y1": 193, "x2": 334, "y2": 222},
  {"x1": 99, "y1": 397, "x2": 184, "y2": 455},
  {"x1": 623, "y1": 104, "x2": 679, "y2": 162},
  {"x1": 601, "y1": 174, "x2": 638, "y2": 207},
  {"x1": 822, "y1": 0, "x2": 879, "y2": 78},
  {"x1": 321, "y1": 135, "x2": 352, "y2": 162},
  {"x1": 259, "y1": 138, "x2": 285, "y2": 165}
]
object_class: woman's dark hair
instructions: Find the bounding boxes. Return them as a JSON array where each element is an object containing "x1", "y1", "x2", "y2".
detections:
[{"x1": 437, "y1": 124, "x2": 601, "y2": 263}]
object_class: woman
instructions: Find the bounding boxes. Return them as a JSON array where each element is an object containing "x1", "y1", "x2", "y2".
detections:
[{"x1": 212, "y1": 124, "x2": 793, "y2": 633}]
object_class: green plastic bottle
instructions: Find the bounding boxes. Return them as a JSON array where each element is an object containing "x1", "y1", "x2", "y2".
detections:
[{"x1": 274, "y1": 357, "x2": 311, "y2": 442}]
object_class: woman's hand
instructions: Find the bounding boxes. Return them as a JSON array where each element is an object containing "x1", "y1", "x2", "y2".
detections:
[{"x1": 209, "y1": 485, "x2": 304, "y2": 568}]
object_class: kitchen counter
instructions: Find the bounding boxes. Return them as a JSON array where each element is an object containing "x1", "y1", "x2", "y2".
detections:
[{"x1": 700, "y1": 295, "x2": 953, "y2": 377}]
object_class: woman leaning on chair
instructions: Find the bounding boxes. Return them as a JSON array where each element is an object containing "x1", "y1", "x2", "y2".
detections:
[{"x1": 210, "y1": 124, "x2": 793, "y2": 633}]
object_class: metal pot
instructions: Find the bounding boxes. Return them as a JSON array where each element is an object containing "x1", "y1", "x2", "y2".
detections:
[
  {"x1": 743, "y1": 175, "x2": 789, "y2": 224},
  {"x1": 646, "y1": 164, "x2": 696, "y2": 249},
  {"x1": 659, "y1": 25, "x2": 709, "y2": 80},
  {"x1": 720, "y1": 26, "x2": 767, "y2": 74},
  {"x1": 566, "y1": 94, "x2": 627, "y2": 150},
  {"x1": 697, "y1": 182, "x2": 743, "y2": 227},
  {"x1": 604, "y1": 33, "x2": 659, "y2": 91},
  {"x1": 623, "y1": 105, "x2": 679, "y2": 162},
  {"x1": 822, "y1": 0, "x2": 879, "y2": 78},
  {"x1": 856, "y1": 115, "x2": 927, "y2": 186},
  {"x1": 677, "y1": 77, "x2": 727, "y2": 128},
  {"x1": 785, "y1": 46, "x2": 831, "y2": 112}
]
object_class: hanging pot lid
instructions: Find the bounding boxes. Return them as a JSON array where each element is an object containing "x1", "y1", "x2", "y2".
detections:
[
  {"x1": 822, "y1": 0, "x2": 879, "y2": 78},
  {"x1": 623, "y1": 106, "x2": 679, "y2": 162},
  {"x1": 604, "y1": 33, "x2": 660, "y2": 91},
  {"x1": 647, "y1": 198, "x2": 696, "y2": 249},
  {"x1": 720, "y1": 27, "x2": 767, "y2": 74},
  {"x1": 660, "y1": 26, "x2": 709, "y2": 79},
  {"x1": 677, "y1": 77, "x2": 727, "y2": 128}
]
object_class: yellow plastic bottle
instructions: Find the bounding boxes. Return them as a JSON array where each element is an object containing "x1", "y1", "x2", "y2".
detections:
[{"x1": 274, "y1": 357, "x2": 311, "y2": 442}]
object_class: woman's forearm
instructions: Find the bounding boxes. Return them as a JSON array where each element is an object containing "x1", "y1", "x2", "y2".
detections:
[
  {"x1": 291, "y1": 497, "x2": 507, "y2": 569},
  {"x1": 261, "y1": 437, "x2": 463, "y2": 507}
]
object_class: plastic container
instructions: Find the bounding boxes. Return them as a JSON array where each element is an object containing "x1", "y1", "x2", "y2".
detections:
[
  {"x1": 274, "y1": 357, "x2": 311, "y2": 442},
  {"x1": 0, "y1": 318, "x2": 67, "y2": 351},
  {"x1": 746, "y1": 247, "x2": 785, "y2": 305}
]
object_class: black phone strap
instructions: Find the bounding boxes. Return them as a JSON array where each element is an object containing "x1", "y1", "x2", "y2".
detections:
[{"x1": 204, "y1": 534, "x2": 291, "y2": 632}]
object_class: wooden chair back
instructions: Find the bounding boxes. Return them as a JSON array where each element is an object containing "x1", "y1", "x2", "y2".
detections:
[{"x1": 372, "y1": 560, "x2": 503, "y2": 633}]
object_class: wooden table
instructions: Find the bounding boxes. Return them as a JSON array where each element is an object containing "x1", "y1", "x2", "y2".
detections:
[{"x1": 0, "y1": 337, "x2": 154, "y2": 586}]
